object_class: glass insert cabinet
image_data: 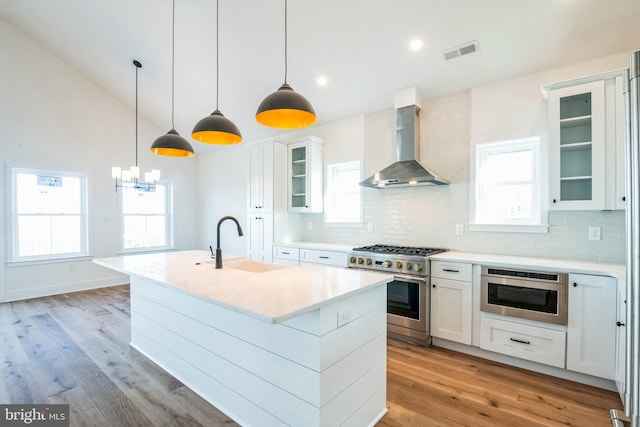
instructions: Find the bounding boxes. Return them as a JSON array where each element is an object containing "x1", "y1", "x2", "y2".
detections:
[
  {"x1": 287, "y1": 136, "x2": 324, "y2": 213},
  {"x1": 547, "y1": 80, "x2": 606, "y2": 210}
]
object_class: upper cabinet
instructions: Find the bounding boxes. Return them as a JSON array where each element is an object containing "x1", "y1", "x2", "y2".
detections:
[
  {"x1": 544, "y1": 70, "x2": 627, "y2": 210},
  {"x1": 248, "y1": 139, "x2": 287, "y2": 213},
  {"x1": 288, "y1": 136, "x2": 324, "y2": 213}
]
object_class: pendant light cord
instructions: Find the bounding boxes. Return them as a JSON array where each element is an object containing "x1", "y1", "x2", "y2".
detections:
[
  {"x1": 135, "y1": 62, "x2": 139, "y2": 167},
  {"x1": 171, "y1": 0, "x2": 176, "y2": 129},
  {"x1": 216, "y1": 0, "x2": 219, "y2": 109},
  {"x1": 284, "y1": 0, "x2": 288, "y2": 84}
]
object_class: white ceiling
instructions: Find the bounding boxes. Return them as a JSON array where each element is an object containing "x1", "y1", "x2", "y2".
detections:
[{"x1": 2, "y1": 0, "x2": 640, "y2": 153}]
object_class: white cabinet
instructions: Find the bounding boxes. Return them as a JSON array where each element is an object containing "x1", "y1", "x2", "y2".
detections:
[
  {"x1": 299, "y1": 249, "x2": 347, "y2": 267},
  {"x1": 544, "y1": 71, "x2": 626, "y2": 210},
  {"x1": 247, "y1": 213, "x2": 273, "y2": 262},
  {"x1": 248, "y1": 140, "x2": 286, "y2": 212},
  {"x1": 272, "y1": 246, "x2": 300, "y2": 266},
  {"x1": 615, "y1": 278, "x2": 626, "y2": 400},
  {"x1": 288, "y1": 136, "x2": 324, "y2": 213},
  {"x1": 548, "y1": 80, "x2": 606, "y2": 210},
  {"x1": 566, "y1": 273, "x2": 617, "y2": 379},
  {"x1": 430, "y1": 261, "x2": 472, "y2": 345},
  {"x1": 246, "y1": 139, "x2": 300, "y2": 263},
  {"x1": 480, "y1": 314, "x2": 566, "y2": 368}
]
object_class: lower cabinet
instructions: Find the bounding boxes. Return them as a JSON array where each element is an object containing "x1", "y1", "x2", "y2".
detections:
[
  {"x1": 431, "y1": 277, "x2": 472, "y2": 345},
  {"x1": 430, "y1": 261, "x2": 472, "y2": 345},
  {"x1": 480, "y1": 314, "x2": 566, "y2": 368},
  {"x1": 299, "y1": 249, "x2": 347, "y2": 267},
  {"x1": 272, "y1": 246, "x2": 300, "y2": 266},
  {"x1": 566, "y1": 273, "x2": 617, "y2": 380},
  {"x1": 247, "y1": 213, "x2": 273, "y2": 263}
]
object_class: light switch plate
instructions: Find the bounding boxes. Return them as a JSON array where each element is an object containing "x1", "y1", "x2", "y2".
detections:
[{"x1": 588, "y1": 226, "x2": 601, "y2": 241}]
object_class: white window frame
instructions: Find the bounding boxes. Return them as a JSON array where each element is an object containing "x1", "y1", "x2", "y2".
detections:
[
  {"x1": 9, "y1": 167, "x2": 90, "y2": 263},
  {"x1": 118, "y1": 180, "x2": 175, "y2": 254},
  {"x1": 324, "y1": 160, "x2": 362, "y2": 224},
  {"x1": 469, "y1": 136, "x2": 549, "y2": 233}
]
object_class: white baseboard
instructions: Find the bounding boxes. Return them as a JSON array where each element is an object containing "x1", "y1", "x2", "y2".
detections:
[{"x1": 1, "y1": 276, "x2": 129, "y2": 302}]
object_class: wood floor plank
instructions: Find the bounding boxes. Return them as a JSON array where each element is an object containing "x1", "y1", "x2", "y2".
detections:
[{"x1": 0, "y1": 286, "x2": 623, "y2": 427}]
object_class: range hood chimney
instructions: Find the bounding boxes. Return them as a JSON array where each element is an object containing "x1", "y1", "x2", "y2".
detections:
[{"x1": 359, "y1": 88, "x2": 449, "y2": 188}]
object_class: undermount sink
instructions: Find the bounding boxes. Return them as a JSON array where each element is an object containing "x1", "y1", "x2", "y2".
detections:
[{"x1": 224, "y1": 259, "x2": 289, "y2": 273}]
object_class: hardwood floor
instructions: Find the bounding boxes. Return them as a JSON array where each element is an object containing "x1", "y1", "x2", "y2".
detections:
[{"x1": 0, "y1": 285, "x2": 622, "y2": 426}]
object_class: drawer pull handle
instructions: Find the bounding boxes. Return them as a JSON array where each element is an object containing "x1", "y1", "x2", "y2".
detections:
[
  {"x1": 443, "y1": 268, "x2": 459, "y2": 273},
  {"x1": 509, "y1": 338, "x2": 531, "y2": 345},
  {"x1": 319, "y1": 256, "x2": 330, "y2": 259},
  {"x1": 281, "y1": 251, "x2": 290, "y2": 255}
]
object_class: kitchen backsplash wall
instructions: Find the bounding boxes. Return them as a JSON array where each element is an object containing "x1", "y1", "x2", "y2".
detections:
[{"x1": 299, "y1": 89, "x2": 626, "y2": 264}]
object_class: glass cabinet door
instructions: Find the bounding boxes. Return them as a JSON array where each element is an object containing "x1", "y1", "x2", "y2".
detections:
[
  {"x1": 548, "y1": 80, "x2": 605, "y2": 210},
  {"x1": 290, "y1": 145, "x2": 308, "y2": 209}
]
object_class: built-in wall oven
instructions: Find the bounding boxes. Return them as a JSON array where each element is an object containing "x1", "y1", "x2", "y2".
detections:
[
  {"x1": 481, "y1": 266, "x2": 568, "y2": 325},
  {"x1": 348, "y1": 245, "x2": 446, "y2": 344}
]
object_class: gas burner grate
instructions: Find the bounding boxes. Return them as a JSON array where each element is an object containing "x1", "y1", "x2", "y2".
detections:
[{"x1": 352, "y1": 244, "x2": 446, "y2": 257}]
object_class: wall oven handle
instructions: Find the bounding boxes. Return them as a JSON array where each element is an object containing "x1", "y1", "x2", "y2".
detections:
[
  {"x1": 442, "y1": 268, "x2": 460, "y2": 273},
  {"x1": 509, "y1": 337, "x2": 531, "y2": 345}
]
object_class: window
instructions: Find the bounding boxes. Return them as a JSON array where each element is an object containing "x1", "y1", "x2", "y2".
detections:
[
  {"x1": 11, "y1": 168, "x2": 88, "y2": 261},
  {"x1": 471, "y1": 137, "x2": 547, "y2": 232},
  {"x1": 120, "y1": 182, "x2": 173, "y2": 252},
  {"x1": 325, "y1": 161, "x2": 362, "y2": 223}
]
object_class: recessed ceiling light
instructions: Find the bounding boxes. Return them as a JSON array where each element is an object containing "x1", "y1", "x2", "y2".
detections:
[
  {"x1": 316, "y1": 75, "x2": 328, "y2": 86},
  {"x1": 409, "y1": 39, "x2": 423, "y2": 51}
]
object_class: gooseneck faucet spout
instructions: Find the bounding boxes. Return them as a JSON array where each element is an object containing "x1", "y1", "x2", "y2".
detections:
[{"x1": 215, "y1": 216, "x2": 244, "y2": 269}]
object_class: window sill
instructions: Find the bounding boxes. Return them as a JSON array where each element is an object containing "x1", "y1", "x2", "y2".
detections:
[
  {"x1": 118, "y1": 247, "x2": 177, "y2": 256},
  {"x1": 468, "y1": 224, "x2": 549, "y2": 234},
  {"x1": 7, "y1": 254, "x2": 94, "y2": 268}
]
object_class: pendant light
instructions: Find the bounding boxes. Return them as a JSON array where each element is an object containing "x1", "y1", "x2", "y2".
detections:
[
  {"x1": 112, "y1": 60, "x2": 160, "y2": 192},
  {"x1": 150, "y1": 0, "x2": 195, "y2": 157},
  {"x1": 191, "y1": 0, "x2": 242, "y2": 145},
  {"x1": 255, "y1": 0, "x2": 316, "y2": 129}
]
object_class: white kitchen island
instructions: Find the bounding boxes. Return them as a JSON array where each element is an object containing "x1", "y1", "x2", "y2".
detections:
[{"x1": 94, "y1": 250, "x2": 392, "y2": 427}]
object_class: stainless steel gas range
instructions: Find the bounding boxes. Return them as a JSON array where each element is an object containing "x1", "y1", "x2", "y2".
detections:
[{"x1": 348, "y1": 244, "x2": 446, "y2": 345}]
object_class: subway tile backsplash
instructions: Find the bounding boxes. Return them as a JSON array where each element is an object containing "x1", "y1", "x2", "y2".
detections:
[{"x1": 299, "y1": 91, "x2": 626, "y2": 265}]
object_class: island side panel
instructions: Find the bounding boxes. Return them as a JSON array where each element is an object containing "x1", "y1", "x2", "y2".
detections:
[{"x1": 129, "y1": 276, "x2": 387, "y2": 427}]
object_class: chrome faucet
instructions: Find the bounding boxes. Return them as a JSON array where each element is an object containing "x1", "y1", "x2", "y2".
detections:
[{"x1": 215, "y1": 215, "x2": 244, "y2": 269}]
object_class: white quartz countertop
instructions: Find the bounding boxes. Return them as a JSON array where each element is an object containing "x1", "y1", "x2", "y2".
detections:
[
  {"x1": 94, "y1": 250, "x2": 392, "y2": 324},
  {"x1": 429, "y1": 251, "x2": 626, "y2": 282}
]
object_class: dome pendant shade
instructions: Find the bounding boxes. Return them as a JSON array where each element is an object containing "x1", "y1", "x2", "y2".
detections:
[
  {"x1": 192, "y1": 109, "x2": 242, "y2": 145},
  {"x1": 256, "y1": 83, "x2": 317, "y2": 129},
  {"x1": 150, "y1": 129, "x2": 195, "y2": 157}
]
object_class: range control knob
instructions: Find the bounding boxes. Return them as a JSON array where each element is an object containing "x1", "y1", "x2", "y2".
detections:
[
  {"x1": 405, "y1": 262, "x2": 412, "y2": 270},
  {"x1": 413, "y1": 263, "x2": 423, "y2": 272},
  {"x1": 357, "y1": 257, "x2": 364, "y2": 265},
  {"x1": 381, "y1": 260, "x2": 392, "y2": 268},
  {"x1": 365, "y1": 258, "x2": 373, "y2": 265},
  {"x1": 395, "y1": 261, "x2": 403, "y2": 269},
  {"x1": 349, "y1": 256, "x2": 356, "y2": 264}
]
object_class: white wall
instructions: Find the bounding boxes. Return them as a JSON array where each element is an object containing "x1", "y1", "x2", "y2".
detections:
[
  {"x1": 197, "y1": 144, "x2": 249, "y2": 257},
  {"x1": 0, "y1": 21, "x2": 199, "y2": 301},
  {"x1": 298, "y1": 53, "x2": 630, "y2": 264}
]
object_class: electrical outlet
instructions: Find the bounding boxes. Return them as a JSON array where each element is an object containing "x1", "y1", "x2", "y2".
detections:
[
  {"x1": 588, "y1": 226, "x2": 601, "y2": 241},
  {"x1": 307, "y1": 222, "x2": 313, "y2": 231},
  {"x1": 455, "y1": 224, "x2": 464, "y2": 236},
  {"x1": 367, "y1": 223, "x2": 374, "y2": 232},
  {"x1": 337, "y1": 311, "x2": 352, "y2": 327}
]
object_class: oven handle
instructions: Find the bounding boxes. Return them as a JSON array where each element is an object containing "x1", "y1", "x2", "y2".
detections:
[{"x1": 392, "y1": 274, "x2": 427, "y2": 284}]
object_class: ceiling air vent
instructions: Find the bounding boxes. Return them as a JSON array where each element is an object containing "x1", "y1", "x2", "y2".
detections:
[{"x1": 442, "y1": 40, "x2": 480, "y2": 61}]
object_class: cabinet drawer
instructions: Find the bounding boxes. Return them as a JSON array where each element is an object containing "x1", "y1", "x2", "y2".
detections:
[
  {"x1": 300, "y1": 249, "x2": 347, "y2": 267},
  {"x1": 480, "y1": 315, "x2": 566, "y2": 368},
  {"x1": 273, "y1": 246, "x2": 299, "y2": 261},
  {"x1": 431, "y1": 261, "x2": 472, "y2": 282}
]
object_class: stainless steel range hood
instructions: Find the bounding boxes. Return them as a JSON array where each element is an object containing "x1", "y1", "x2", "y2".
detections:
[{"x1": 359, "y1": 102, "x2": 449, "y2": 188}]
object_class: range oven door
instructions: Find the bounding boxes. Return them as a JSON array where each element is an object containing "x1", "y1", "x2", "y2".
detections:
[{"x1": 387, "y1": 275, "x2": 427, "y2": 333}]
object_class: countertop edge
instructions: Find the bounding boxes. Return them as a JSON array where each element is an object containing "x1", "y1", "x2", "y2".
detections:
[{"x1": 429, "y1": 251, "x2": 626, "y2": 281}]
